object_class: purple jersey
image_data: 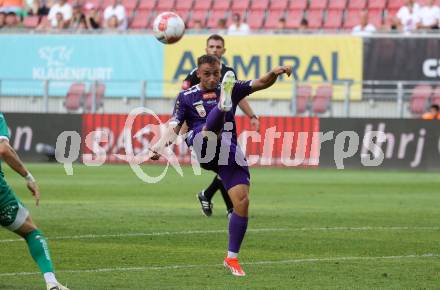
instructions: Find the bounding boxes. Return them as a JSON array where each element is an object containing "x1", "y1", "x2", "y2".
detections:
[{"x1": 172, "y1": 80, "x2": 252, "y2": 145}]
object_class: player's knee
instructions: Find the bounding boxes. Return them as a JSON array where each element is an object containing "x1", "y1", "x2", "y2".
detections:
[{"x1": 237, "y1": 195, "x2": 249, "y2": 209}]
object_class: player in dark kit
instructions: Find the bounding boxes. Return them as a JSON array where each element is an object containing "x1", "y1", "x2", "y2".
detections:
[
  {"x1": 150, "y1": 54, "x2": 292, "y2": 276},
  {"x1": 182, "y1": 34, "x2": 260, "y2": 218}
]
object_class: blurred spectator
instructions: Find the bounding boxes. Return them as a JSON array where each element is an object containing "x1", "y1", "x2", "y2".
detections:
[
  {"x1": 417, "y1": 0, "x2": 439, "y2": 30},
  {"x1": 422, "y1": 104, "x2": 440, "y2": 119},
  {"x1": 54, "y1": 11, "x2": 65, "y2": 29},
  {"x1": 274, "y1": 17, "x2": 286, "y2": 34},
  {"x1": 28, "y1": 0, "x2": 49, "y2": 16},
  {"x1": 4, "y1": 11, "x2": 18, "y2": 27},
  {"x1": 352, "y1": 11, "x2": 376, "y2": 35},
  {"x1": 227, "y1": 13, "x2": 250, "y2": 35},
  {"x1": 84, "y1": 2, "x2": 100, "y2": 29},
  {"x1": 299, "y1": 18, "x2": 308, "y2": 30},
  {"x1": 216, "y1": 18, "x2": 227, "y2": 34},
  {"x1": 395, "y1": 0, "x2": 421, "y2": 32},
  {"x1": 47, "y1": 0, "x2": 72, "y2": 28},
  {"x1": 70, "y1": 3, "x2": 84, "y2": 29},
  {"x1": 105, "y1": 14, "x2": 118, "y2": 30},
  {"x1": 76, "y1": 14, "x2": 87, "y2": 31},
  {"x1": 190, "y1": 19, "x2": 207, "y2": 33},
  {"x1": 0, "y1": 11, "x2": 6, "y2": 28},
  {"x1": 103, "y1": 0, "x2": 126, "y2": 30}
]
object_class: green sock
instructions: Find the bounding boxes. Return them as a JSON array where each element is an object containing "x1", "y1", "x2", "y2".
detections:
[{"x1": 25, "y1": 229, "x2": 54, "y2": 274}]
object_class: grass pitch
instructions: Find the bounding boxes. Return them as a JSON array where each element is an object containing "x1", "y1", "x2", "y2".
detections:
[{"x1": 0, "y1": 164, "x2": 439, "y2": 289}]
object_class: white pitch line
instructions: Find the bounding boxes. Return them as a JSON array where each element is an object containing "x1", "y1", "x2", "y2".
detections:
[
  {"x1": 0, "y1": 226, "x2": 439, "y2": 244},
  {"x1": 0, "y1": 253, "x2": 438, "y2": 277},
  {"x1": 0, "y1": 228, "x2": 288, "y2": 243}
]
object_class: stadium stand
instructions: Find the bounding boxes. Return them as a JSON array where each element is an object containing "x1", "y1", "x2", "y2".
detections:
[
  {"x1": 312, "y1": 84, "x2": 333, "y2": 115},
  {"x1": 85, "y1": 83, "x2": 105, "y2": 112},
  {"x1": 295, "y1": 84, "x2": 313, "y2": 114},
  {"x1": 409, "y1": 84, "x2": 433, "y2": 115},
  {"x1": 250, "y1": 0, "x2": 270, "y2": 11},
  {"x1": 431, "y1": 86, "x2": 440, "y2": 106},
  {"x1": 64, "y1": 83, "x2": 85, "y2": 112},
  {"x1": 193, "y1": 0, "x2": 212, "y2": 10},
  {"x1": 288, "y1": 0, "x2": 308, "y2": 10},
  {"x1": 7, "y1": 0, "x2": 439, "y2": 32}
]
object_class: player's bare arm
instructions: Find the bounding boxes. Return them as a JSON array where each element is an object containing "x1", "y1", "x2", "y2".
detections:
[
  {"x1": 0, "y1": 139, "x2": 40, "y2": 205},
  {"x1": 237, "y1": 99, "x2": 260, "y2": 130},
  {"x1": 250, "y1": 65, "x2": 292, "y2": 93}
]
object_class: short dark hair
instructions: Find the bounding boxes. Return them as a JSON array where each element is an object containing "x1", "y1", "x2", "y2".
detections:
[
  {"x1": 431, "y1": 104, "x2": 440, "y2": 111},
  {"x1": 206, "y1": 34, "x2": 225, "y2": 46},
  {"x1": 197, "y1": 54, "x2": 220, "y2": 67}
]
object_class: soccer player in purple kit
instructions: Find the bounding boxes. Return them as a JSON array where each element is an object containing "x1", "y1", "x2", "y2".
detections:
[
  {"x1": 150, "y1": 54, "x2": 292, "y2": 276},
  {"x1": 183, "y1": 34, "x2": 260, "y2": 219}
]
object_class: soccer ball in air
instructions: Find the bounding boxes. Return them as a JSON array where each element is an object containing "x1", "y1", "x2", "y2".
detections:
[{"x1": 153, "y1": 12, "x2": 185, "y2": 44}]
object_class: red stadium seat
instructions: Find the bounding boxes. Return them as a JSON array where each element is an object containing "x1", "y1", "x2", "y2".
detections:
[
  {"x1": 270, "y1": 0, "x2": 289, "y2": 10},
  {"x1": 101, "y1": 0, "x2": 114, "y2": 9},
  {"x1": 343, "y1": 9, "x2": 361, "y2": 28},
  {"x1": 207, "y1": 10, "x2": 228, "y2": 28},
  {"x1": 122, "y1": 0, "x2": 137, "y2": 10},
  {"x1": 156, "y1": 0, "x2": 175, "y2": 10},
  {"x1": 288, "y1": 0, "x2": 308, "y2": 10},
  {"x1": 175, "y1": 0, "x2": 193, "y2": 10},
  {"x1": 312, "y1": 84, "x2": 332, "y2": 114},
  {"x1": 309, "y1": 0, "x2": 328, "y2": 10},
  {"x1": 212, "y1": 0, "x2": 231, "y2": 11},
  {"x1": 175, "y1": 10, "x2": 190, "y2": 22},
  {"x1": 85, "y1": 83, "x2": 105, "y2": 112},
  {"x1": 432, "y1": 86, "x2": 440, "y2": 106},
  {"x1": 85, "y1": 0, "x2": 102, "y2": 9},
  {"x1": 247, "y1": 11, "x2": 265, "y2": 29},
  {"x1": 347, "y1": 0, "x2": 367, "y2": 9},
  {"x1": 193, "y1": 0, "x2": 212, "y2": 10},
  {"x1": 23, "y1": 16, "x2": 40, "y2": 28},
  {"x1": 307, "y1": 9, "x2": 324, "y2": 28},
  {"x1": 226, "y1": 10, "x2": 246, "y2": 26},
  {"x1": 232, "y1": 0, "x2": 250, "y2": 12},
  {"x1": 138, "y1": 0, "x2": 157, "y2": 11},
  {"x1": 368, "y1": 10, "x2": 383, "y2": 28},
  {"x1": 130, "y1": 11, "x2": 150, "y2": 29},
  {"x1": 188, "y1": 10, "x2": 207, "y2": 27},
  {"x1": 368, "y1": 0, "x2": 386, "y2": 9},
  {"x1": 387, "y1": 0, "x2": 405, "y2": 9},
  {"x1": 264, "y1": 10, "x2": 286, "y2": 28},
  {"x1": 285, "y1": 10, "x2": 304, "y2": 28},
  {"x1": 296, "y1": 85, "x2": 312, "y2": 114},
  {"x1": 65, "y1": 83, "x2": 85, "y2": 112},
  {"x1": 328, "y1": 0, "x2": 347, "y2": 10},
  {"x1": 251, "y1": 0, "x2": 270, "y2": 11},
  {"x1": 323, "y1": 10, "x2": 343, "y2": 29},
  {"x1": 410, "y1": 85, "x2": 432, "y2": 115}
]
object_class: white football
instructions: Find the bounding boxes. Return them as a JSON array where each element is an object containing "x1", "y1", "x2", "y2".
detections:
[{"x1": 152, "y1": 12, "x2": 185, "y2": 44}]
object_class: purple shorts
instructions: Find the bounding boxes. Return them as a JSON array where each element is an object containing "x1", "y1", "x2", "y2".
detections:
[{"x1": 187, "y1": 125, "x2": 250, "y2": 191}]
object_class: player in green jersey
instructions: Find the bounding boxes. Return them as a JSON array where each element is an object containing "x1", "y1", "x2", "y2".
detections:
[{"x1": 0, "y1": 113, "x2": 69, "y2": 290}]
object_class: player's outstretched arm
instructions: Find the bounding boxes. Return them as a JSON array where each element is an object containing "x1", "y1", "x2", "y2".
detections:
[
  {"x1": 238, "y1": 99, "x2": 260, "y2": 130},
  {"x1": 149, "y1": 122, "x2": 182, "y2": 160},
  {"x1": 0, "y1": 140, "x2": 40, "y2": 205},
  {"x1": 251, "y1": 65, "x2": 292, "y2": 93}
]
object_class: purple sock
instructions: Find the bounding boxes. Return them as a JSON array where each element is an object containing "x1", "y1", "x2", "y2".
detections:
[
  {"x1": 206, "y1": 106, "x2": 226, "y2": 133},
  {"x1": 228, "y1": 212, "x2": 248, "y2": 253}
]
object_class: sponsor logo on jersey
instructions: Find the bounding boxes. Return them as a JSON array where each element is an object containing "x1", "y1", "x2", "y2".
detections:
[
  {"x1": 203, "y1": 92, "x2": 217, "y2": 100},
  {"x1": 195, "y1": 104, "x2": 206, "y2": 117}
]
